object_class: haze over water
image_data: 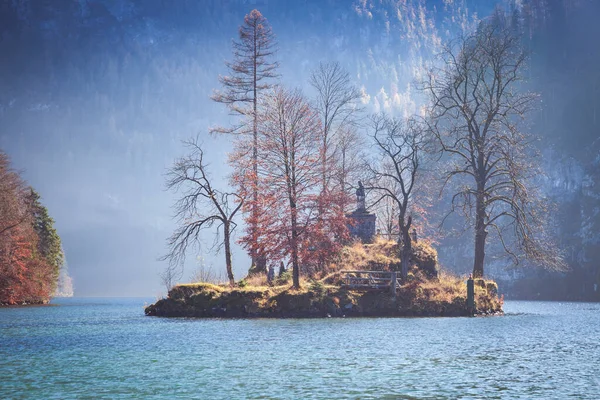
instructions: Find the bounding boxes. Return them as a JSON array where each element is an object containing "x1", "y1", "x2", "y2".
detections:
[
  {"x1": 1, "y1": 299, "x2": 598, "y2": 399},
  {"x1": 3, "y1": 0, "x2": 600, "y2": 298}
]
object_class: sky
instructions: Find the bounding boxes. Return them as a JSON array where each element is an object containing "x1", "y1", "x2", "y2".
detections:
[{"x1": 2, "y1": 0, "x2": 594, "y2": 297}]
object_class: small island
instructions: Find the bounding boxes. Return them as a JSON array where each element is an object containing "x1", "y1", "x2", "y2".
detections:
[
  {"x1": 146, "y1": 238, "x2": 503, "y2": 318},
  {"x1": 146, "y1": 8, "x2": 564, "y2": 319}
]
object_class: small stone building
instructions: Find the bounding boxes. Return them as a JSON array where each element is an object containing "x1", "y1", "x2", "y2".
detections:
[{"x1": 347, "y1": 181, "x2": 376, "y2": 243}]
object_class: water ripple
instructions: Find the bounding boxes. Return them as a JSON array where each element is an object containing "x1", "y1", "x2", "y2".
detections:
[{"x1": 1, "y1": 299, "x2": 599, "y2": 399}]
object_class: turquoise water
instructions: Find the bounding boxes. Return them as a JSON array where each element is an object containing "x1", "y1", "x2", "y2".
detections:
[{"x1": 1, "y1": 299, "x2": 599, "y2": 399}]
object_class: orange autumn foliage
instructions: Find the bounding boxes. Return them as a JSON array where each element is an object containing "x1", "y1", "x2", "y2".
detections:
[
  {"x1": 0, "y1": 151, "x2": 59, "y2": 305},
  {"x1": 230, "y1": 88, "x2": 350, "y2": 287}
]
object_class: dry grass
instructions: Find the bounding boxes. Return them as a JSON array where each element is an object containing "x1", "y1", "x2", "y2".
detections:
[
  {"x1": 176, "y1": 282, "x2": 225, "y2": 292},
  {"x1": 400, "y1": 269, "x2": 502, "y2": 313},
  {"x1": 328, "y1": 238, "x2": 439, "y2": 277},
  {"x1": 171, "y1": 276, "x2": 334, "y2": 308},
  {"x1": 330, "y1": 237, "x2": 400, "y2": 272},
  {"x1": 243, "y1": 274, "x2": 270, "y2": 287},
  {"x1": 418, "y1": 270, "x2": 465, "y2": 303},
  {"x1": 411, "y1": 240, "x2": 439, "y2": 276}
]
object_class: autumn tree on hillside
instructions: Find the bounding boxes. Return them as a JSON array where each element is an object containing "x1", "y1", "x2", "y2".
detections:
[
  {"x1": 0, "y1": 152, "x2": 32, "y2": 303},
  {"x1": 234, "y1": 87, "x2": 321, "y2": 288},
  {"x1": 367, "y1": 115, "x2": 425, "y2": 279},
  {"x1": 163, "y1": 138, "x2": 243, "y2": 287},
  {"x1": 30, "y1": 189, "x2": 63, "y2": 287},
  {"x1": 424, "y1": 22, "x2": 565, "y2": 277},
  {"x1": 212, "y1": 9, "x2": 279, "y2": 274},
  {"x1": 0, "y1": 151, "x2": 62, "y2": 304}
]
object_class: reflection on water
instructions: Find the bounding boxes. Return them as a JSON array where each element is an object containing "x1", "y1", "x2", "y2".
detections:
[{"x1": 1, "y1": 299, "x2": 599, "y2": 399}]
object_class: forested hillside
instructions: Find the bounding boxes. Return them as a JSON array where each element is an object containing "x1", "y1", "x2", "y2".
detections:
[{"x1": 0, "y1": 151, "x2": 65, "y2": 304}]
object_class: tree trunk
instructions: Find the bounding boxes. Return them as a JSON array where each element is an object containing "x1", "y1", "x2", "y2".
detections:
[
  {"x1": 399, "y1": 215, "x2": 412, "y2": 280},
  {"x1": 315, "y1": 133, "x2": 328, "y2": 274},
  {"x1": 224, "y1": 222, "x2": 235, "y2": 286},
  {"x1": 473, "y1": 191, "x2": 487, "y2": 278},
  {"x1": 322, "y1": 134, "x2": 327, "y2": 194},
  {"x1": 290, "y1": 204, "x2": 300, "y2": 289},
  {"x1": 250, "y1": 22, "x2": 263, "y2": 274},
  {"x1": 340, "y1": 148, "x2": 347, "y2": 213}
]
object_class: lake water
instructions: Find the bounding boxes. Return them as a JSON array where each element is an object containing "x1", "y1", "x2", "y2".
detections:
[{"x1": 1, "y1": 298, "x2": 599, "y2": 399}]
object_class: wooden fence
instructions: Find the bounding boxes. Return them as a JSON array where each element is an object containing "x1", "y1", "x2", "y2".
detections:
[{"x1": 340, "y1": 270, "x2": 399, "y2": 296}]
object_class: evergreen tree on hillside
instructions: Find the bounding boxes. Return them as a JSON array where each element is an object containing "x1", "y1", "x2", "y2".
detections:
[{"x1": 29, "y1": 189, "x2": 64, "y2": 285}]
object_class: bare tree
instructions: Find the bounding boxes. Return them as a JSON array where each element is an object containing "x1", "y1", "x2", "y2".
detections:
[
  {"x1": 423, "y1": 22, "x2": 565, "y2": 277},
  {"x1": 376, "y1": 196, "x2": 400, "y2": 240},
  {"x1": 162, "y1": 138, "x2": 243, "y2": 287},
  {"x1": 0, "y1": 152, "x2": 31, "y2": 238},
  {"x1": 189, "y1": 254, "x2": 224, "y2": 284},
  {"x1": 309, "y1": 62, "x2": 363, "y2": 271},
  {"x1": 309, "y1": 61, "x2": 362, "y2": 194},
  {"x1": 332, "y1": 127, "x2": 364, "y2": 213},
  {"x1": 211, "y1": 9, "x2": 279, "y2": 273},
  {"x1": 160, "y1": 263, "x2": 183, "y2": 293},
  {"x1": 367, "y1": 115, "x2": 425, "y2": 279}
]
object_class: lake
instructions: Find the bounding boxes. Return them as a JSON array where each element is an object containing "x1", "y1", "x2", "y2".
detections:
[{"x1": 1, "y1": 298, "x2": 599, "y2": 399}]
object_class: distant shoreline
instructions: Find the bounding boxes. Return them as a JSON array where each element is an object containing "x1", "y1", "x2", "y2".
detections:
[{"x1": 0, "y1": 302, "x2": 54, "y2": 308}]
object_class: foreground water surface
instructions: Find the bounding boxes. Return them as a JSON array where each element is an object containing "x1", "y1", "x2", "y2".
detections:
[{"x1": 1, "y1": 298, "x2": 599, "y2": 399}]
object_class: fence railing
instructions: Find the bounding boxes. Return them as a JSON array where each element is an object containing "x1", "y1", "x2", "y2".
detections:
[{"x1": 340, "y1": 270, "x2": 399, "y2": 296}]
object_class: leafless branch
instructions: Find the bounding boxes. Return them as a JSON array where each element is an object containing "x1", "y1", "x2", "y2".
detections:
[
  {"x1": 161, "y1": 137, "x2": 243, "y2": 286},
  {"x1": 423, "y1": 21, "x2": 565, "y2": 276}
]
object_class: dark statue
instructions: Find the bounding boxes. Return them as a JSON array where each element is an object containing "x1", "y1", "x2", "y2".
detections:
[
  {"x1": 356, "y1": 181, "x2": 366, "y2": 212},
  {"x1": 347, "y1": 180, "x2": 376, "y2": 243}
]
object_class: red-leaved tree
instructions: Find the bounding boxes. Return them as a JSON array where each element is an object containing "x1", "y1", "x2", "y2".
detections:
[{"x1": 232, "y1": 87, "x2": 326, "y2": 288}]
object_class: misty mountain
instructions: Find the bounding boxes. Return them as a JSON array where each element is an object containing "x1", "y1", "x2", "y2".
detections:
[{"x1": 0, "y1": 0, "x2": 597, "y2": 298}]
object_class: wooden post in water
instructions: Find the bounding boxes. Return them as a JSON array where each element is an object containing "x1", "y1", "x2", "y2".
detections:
[
  {"x1": 390, "y1": 271, "x2": 397, "y2": 300},
  {"x1": 467, "y1": 274, "x2": 475, "y2": 316}
]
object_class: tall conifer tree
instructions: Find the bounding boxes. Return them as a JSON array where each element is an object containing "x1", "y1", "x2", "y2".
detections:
[{"x1": 212, "y1": 9, "x2": 279, "y2": 274}]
